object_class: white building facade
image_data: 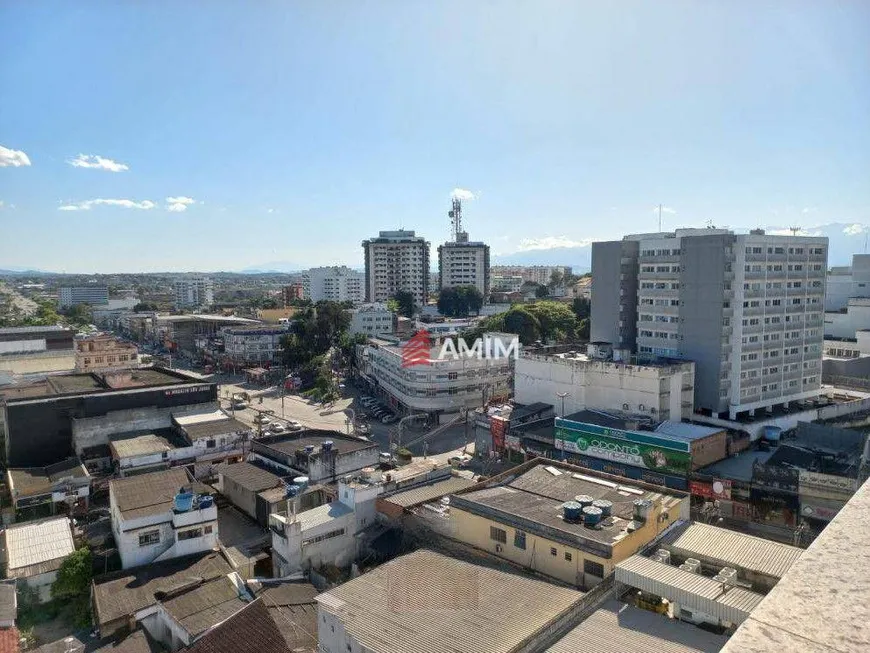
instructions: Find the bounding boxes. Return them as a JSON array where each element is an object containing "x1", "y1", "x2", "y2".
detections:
[
  {"x1": 303, "y1": 266, "x2": 365, "y2": 304},
  {"x1": 515, "y1": 350, "x2": 695, "y2": 420},
  {"x1": 59, "y1": 286, "x2": 109, "y2": 308},
  {"x1": 825, "y1": 254, "x2": 870, "y2": 312},
  {"x1": 359, "y1": 332, "x2": 515, "y2": 418},
  {"x1": 221, "y1": 325, "x2": 287, "y2": 364},
  {"x1": 348, "y1": 303, "x2": 395, "y2": 338},
  {"x1": 362, "y1": 230, "x2": 430, "y2": 308},
  {"x1": 173, "y1": 277, "x2": 214, "y2": 309},
  {"x1": 438, "y1": 241, "x2": 490, "y2": 298}
]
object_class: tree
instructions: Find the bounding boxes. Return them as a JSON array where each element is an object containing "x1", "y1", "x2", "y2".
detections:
[
  {"x1": 577, "y1": 317, "x2": 590, "y2": 340},
  {"x1": 548, "y1": 269, "x2": 565, "y2": 289},
  {"x1": 502, "y1": 307, "x2": 542, "y2": 345},
  {"x1": 280, "y1": 301, "x2": 351, "y2": 369},
  {"x1": 260, "y1": 298, "x2": 279, "y2": 309},
  {"x1": 437, "y1": 286, "x2": 484, "y2": 317},
  {"x1": 534, "y1": 285, "x2": 550, "y2": 298},
  {"x1": 52, "y1": 547, "x2": 92, "y2": 600},
  {"x1": 571, "y1": 297, "x2": 591, "y2": 321},
  {"x1": 133, "y1": 302, "x2": 158, "y2": 312},
  {"x1": 64, "y1": 303, "x2": 93, "y2": 326},
  {"x1": 525, "y1": 301, "x2": 578, "y2": 342},
  {"x1": 392, "y1": 290, "x2": 416, "y2": 318}
]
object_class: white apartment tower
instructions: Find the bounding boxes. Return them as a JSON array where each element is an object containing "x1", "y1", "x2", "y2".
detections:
[
  {"x1": 592, "y1": 228, "x2": 827, "y2": 419},
  {"x1": 362, "y1": 230, "x2": 430, "y2": 308},
  {"x1": 174, "y1": 276, "x2": 214, "y2": 309},
  {"x1": 303, "y1": 266, "x2": 364, "y2": 304}
]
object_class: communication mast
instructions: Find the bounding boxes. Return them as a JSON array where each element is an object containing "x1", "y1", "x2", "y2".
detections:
[{"x1": 448, "y1": 198, "x2": 468, "y2": 243}]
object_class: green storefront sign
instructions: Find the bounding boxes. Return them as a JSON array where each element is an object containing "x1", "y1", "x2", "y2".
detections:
[{"x1": 555, "y1": 419, "x2": 691, "y2": 477}]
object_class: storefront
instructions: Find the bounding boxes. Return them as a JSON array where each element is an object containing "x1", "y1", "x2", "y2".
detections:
[
  {"x1": 751, "y1": 464, "x2": 800, "y2": 527},
  {"x1": 798, "y1": 470, "x2": 857, "y2": 527}
]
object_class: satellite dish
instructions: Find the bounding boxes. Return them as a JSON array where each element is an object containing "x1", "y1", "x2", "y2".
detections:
[{"x1": 712, "y1": 481, "x2": 724, "y2": 495}]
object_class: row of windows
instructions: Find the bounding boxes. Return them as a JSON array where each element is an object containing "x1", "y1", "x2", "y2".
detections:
[
  {"x1": 490, "y1": 527, "x2": 605, "y2": 577},
  {"x1": 641, "y1": 248, "x2": 680, "y2": 257},
  {"x1": 746, "y1": 246, "x2": 825, "y2": 256}
]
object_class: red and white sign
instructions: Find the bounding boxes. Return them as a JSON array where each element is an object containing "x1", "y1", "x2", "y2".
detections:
[{"x1": 689, "y1": 479, "x2": 732, "y2": 501}]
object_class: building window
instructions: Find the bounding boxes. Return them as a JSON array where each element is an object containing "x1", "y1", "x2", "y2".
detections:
[
  {"x1": 206, "y1": 439, "x2": 216, "y2": 449},
  {"x1": 204, "y1": 525, "x2": 213, "y2": 535},
  {"x1": 584, "y1": 560, "x2": 605, "y2": 577},
  {"x1": 490, "y1": 526, "x2": 507, "y2": 544},
  {"x1": 178, "y1": 528, "x2": 203, "y2": 541},
  {"x1": 565, "y1": 552, "x2": 573, "y2": 562},
  {"x1": 139, "y1": 530, "x2": 160, "y2": 547},
  {"x1": 550, "y1": 547, "x2": 557, "y2": 557},
  {"x1": 513, "y1": 530, "x2": 526, "y2": 550}
]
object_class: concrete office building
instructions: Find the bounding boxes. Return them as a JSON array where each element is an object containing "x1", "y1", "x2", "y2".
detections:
[
  {"x1": 303, "y1": 266, "x2": 364, "y2": 304},
  {"x1": 174, "y1": 276, "x2": 214, "y2": 309},
  {"x1": 221, "y1": 325, "x2": 288, "y2": 365},
  {"x1": 592, "y1": 228, "x2": 828, "y2": 419},
  {"x1": 348, "y1": 303, "x2": 395, "y2": 338},
  {"x1": 438, "y1": 239, "x2": 490, "y2": 299},
  {"x1": 362, "y1": 230, "x2": 430, "y2": 308},
  {"x1": 58, "y1": 286, "x2": 108, "y2": 308},
  {"x1": 825, "y1": 253, "x2": 870, "y2": 311}
]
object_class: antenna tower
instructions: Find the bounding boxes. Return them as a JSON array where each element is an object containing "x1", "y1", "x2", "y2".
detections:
[
  {"x1": 789, "y1": 226, "x2": 801, "y2": 235},
  {"x1": 448, "y1": 198, "x2": 463, "y2": 242}
]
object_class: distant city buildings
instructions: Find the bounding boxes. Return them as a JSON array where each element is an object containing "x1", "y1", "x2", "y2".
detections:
[
  {"x1": 362, "y1": 230, "x2": 430, "y2": 308},
  {"x1": 303, "y1": 266, "x2": 364, "y2": 304},
  {"x1": 592, "y1": 228, "x2": 827, "y2": 419},
  {"x1": 489, "y1": 265, "x2": 572, "y2": 285},
  {"x1": 281, "y1": 282, "x2": 305, "y2": 305},
  {"x1": 174, "y1": 276, "x2": 214, "y2": 309},
  {"x1": 824, "y1": 254, "x2": 870, "y2": 343},
  {"x1": 490, "y1": 274, "x2": 524, "y2": 293},
  {"x1": 58, "y1": 285, "x2": 108, "y2": 308}
]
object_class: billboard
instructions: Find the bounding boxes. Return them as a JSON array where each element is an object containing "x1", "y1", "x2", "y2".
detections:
[
  {"x1": 555, "y1": 421, "x2": 691, "y2": 477},
  {"x1": 798, "y1": 470, "x2": 857, "y2": 500},
  {"x1": 564, "y1": 453, "x2": 688, "y2": 490},
  {"x1": 491, "y1": 416, "x2": 507, "y2": 453},
  {"x1": 689, "y1": 479, "x2": 732, "y2": 500}
]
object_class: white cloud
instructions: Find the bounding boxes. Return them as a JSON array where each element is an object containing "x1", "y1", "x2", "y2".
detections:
[
  {"x1": 0, "y1": 145, "x2": 31, "y2": 167},
  {"x1": 165, "y1": 196, "x2": 197, "y2": 212},
  {"x1": 515, "y1": 236, "x2": 593, "y2": 251},
  {"x1": 843, "y1": 223, "x2": 869, "y2": 236},
  {"x1": 67, "y1": 154, "x2": 129, "y2": 172},
  {"x1": 801, "y1": 207, "x2": 817, "y2": 214},
  {"x1": 451, "y1": 188, "x2": 476, "y2": 201},
  {"x1": 58, "y1": 198, "x2": 156, "y2": 211},
  {"x1": 766, "y1": 227, "x2": 822, "y2": 237},
  {"x1": 652, "y1": 205, "x2": 677, "y2": 215}
]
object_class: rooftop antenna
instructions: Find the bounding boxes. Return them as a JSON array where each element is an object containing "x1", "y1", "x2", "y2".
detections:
[
  {"x1": 789, "y1": 225, "x2": 801, "y2": 235},
  {"x1": 449, "y1": 198, "x2": 462, "y2": 242}
]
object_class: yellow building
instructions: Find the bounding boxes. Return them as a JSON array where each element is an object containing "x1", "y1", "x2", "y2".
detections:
[{"x1": 449, "y1": 461, "x2": 688, "y2": 589}]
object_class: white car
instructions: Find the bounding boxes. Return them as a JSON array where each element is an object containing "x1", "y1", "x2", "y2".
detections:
[
  {"x1": 269, "y1": 423, "x2": 286, "y2": 434},
  {"x1": 287, "y1": 419, "x2": 302, "y2": 428}
]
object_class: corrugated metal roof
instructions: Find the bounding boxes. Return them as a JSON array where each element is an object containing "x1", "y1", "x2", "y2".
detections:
[
  {"x1": 546, "y1": 600, "x2": 728, "y2": 653},
  {"x1": 654, "y1": 421, "x2": 724, "y2": 441},
  {"x1": 383, "y1": 476, "x2": 474, "y2": 508},
  {"x1": 3, "y1": 517, "x2": 74, "y2": 576},
  {"x1": 316, "y1": 549, "x2": 585, "y2": 653},
  {"x1": 615, "y1": 555, "x2": 764, "y2": 625},
  {"x1": 664, "y1": 522, "x2": 803, "y2": 579},
  {"x1": 297, "y1": 501, "x2": 353, "y2": 531}
]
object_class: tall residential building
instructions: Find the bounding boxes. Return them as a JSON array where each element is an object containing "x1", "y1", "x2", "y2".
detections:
[
  {"x1": 592, "y1": 228, "x2": 827, "y2": 419},
  {"x1": 58, "y1": 286, "x2": 109, "y2": 308},
  {"x1": 174, "y1": 276, "x2": 214, "y2": 309},
  {"x1": 281, "y1": 283, "x2": 305, "y2": 305},
  {"x1": 303, "y1": 266, "x2": 364, "y2": 304},
  {"x1": 362, "y1": 230, "x2": 430, "y2": 308},
  {"x1": 438, "y1": 240, "x2": 490, "y2": 298}
]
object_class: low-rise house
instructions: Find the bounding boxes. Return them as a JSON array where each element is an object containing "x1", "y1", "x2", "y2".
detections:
[
  {"x1": 1, "y1": 517, "x2": 75, "y2": 603},
  {"x1": 109, "y1": 468, "x2": 218, "y2": 569},
  {"x1": 91, "y1": 551, "x2": 248, "y2": 649},
  {"x1": 250, "y1": 431, "x2": 379, "y2": 484},
  {"x1": 5, "y1": 458, "x2": 91, "y2": 521},
  {"x1": 110, "y1": 431, "x2": 186, "y2": 477},
  {"x1": 0, "y1": 582, "x2": 17, "y2": 628},
  {"x1": 172, "y1": 411, "x2": 251, "y2": 478}
]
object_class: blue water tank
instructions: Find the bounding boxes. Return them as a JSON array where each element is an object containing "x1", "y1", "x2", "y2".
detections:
[
  {"x1": 174, "y1": 489, "x2": 194, "y2": 512},
  {"x1": 562, "y1": 501, "x2": 582, "y2": 522},
  {"x1": 583, "y1": 505, "x2": 603, "y2": 526},
  {"x1": 322, "y1": 440, "x2": 334, "y2": 452},
  {"x1": 763, "y1": 426, "x2": 782, "y2": 444},
  {"x1": 593, "y1": 499, "x2": 613, "y2": 517},
  {"x1": 285, "y1": 484, "x2": 301, "y2": 498},
  {"x1": 293, "y1": 476, "x2": 309, "y2": 491},
  {"x1": 574, "y1": 495, "x2": 594, "y2": 509},
  {"x1": 198, "y1": 495, "x2": 214, "y2": 509}
]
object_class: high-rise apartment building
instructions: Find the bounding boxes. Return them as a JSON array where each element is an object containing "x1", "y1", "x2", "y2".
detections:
[
  {"x1": 58, "y1": 286, "x2": 109, "y2": 308},
  {"x1": 303, "y1": 266, "x2": 364, "y2": 304},
  {"x1": 592, "y1": 228, "x2": 827, "y2": 419},
  {"x1": 438, "y1": 239, "x2": 490, "y2": 298},
  {"x1": 174, "y1": 277, "x2": 214, "y2": 309},
  {"x1": 362, "y1": 230, "x2": 430, "y2": 308}
]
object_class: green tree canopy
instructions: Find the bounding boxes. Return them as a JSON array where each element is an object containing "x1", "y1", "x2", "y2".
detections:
[
  {"x1": 437, "y1": 286, "x2": 484, "y2": 317},
  {"x1": 52, "y1": 547, "x2": 92, "y2": 600},
  {"x1": 392, "y1": 290, "x2": 416, "y2": 318},
  {"x1": 525, "y1": 301, "x2": 578, "y2": 342},
  {"x1": 571, "y1": 297, "x2": 591, "y2": 321},
  {"x1": 502, "y1": 307, "x2": 542, "y2": 345},
  {"x1": 534, "y1": 284, "x2": 550, "y2": 298},
  {"x1": 280, "y1": 301, "x2": 351, "y2": 369}
]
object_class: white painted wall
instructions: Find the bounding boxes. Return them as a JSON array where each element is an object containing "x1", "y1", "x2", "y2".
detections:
[{"x1": 824, "y1": 299, "x2": 870, "y2": 339}]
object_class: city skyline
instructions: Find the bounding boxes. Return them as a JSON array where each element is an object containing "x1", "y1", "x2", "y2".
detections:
[{"x1": 2, "y1": 2, "x2": 869, "y2": 273}]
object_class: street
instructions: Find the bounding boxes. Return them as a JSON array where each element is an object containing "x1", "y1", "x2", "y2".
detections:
[{"x1": 213, "y1": 375, "x2": 472, "y2": 457}]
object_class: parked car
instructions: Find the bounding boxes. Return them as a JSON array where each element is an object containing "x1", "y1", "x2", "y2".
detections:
[
  {"x1": 287, "y1": 419, "x2": 301, "y2": 428},
  {"x1": 379, "y1": 452, "x2": 395, "y2": 465},
  {"x1": 381, "y1": 414, "x2": 398, "y2": 424},
  {"x1": 232, "y1": 401, "x2": 248, "y2": 410},
  {"x1": 254, "y1": 414, "x2": 271, "y2": 425},
  {"x1": 269, "y1": 422, "x2": 286, "y2": 434}
]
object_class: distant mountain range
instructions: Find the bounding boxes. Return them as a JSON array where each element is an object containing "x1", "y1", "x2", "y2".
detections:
[
  {"x1": 490, "y1": 222, "x2": 868, "y2": 272},
  {"x1": 238, "y1": 261, "x2": 305, "y2": 274}
]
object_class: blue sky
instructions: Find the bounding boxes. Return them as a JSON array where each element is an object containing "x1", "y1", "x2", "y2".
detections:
[{"x1": 1, "y1": 1, "x2": 868, "y2": 273}]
